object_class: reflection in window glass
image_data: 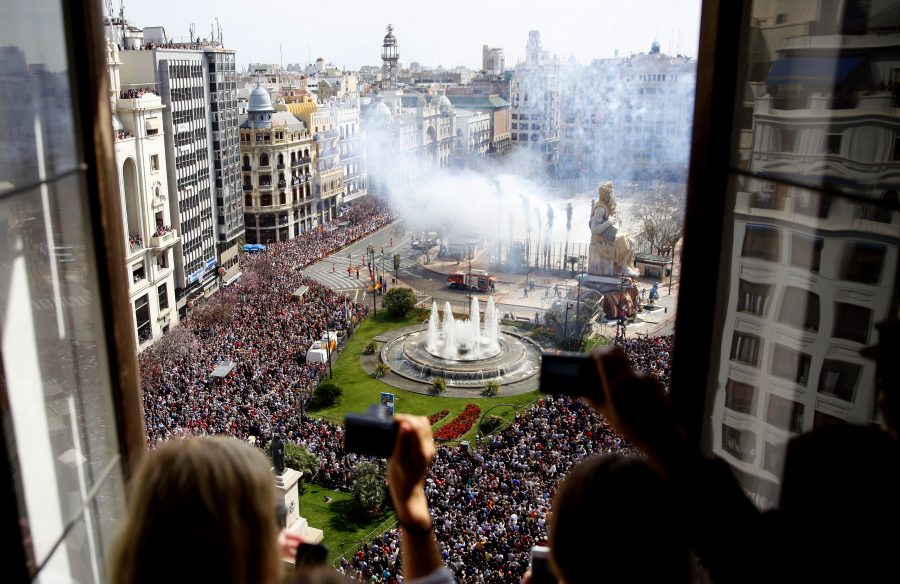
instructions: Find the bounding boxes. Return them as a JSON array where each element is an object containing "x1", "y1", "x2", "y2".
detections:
[
  {"x1": 725, "y1": 379, "x2": 756, "y2": 415},
  {"x1": 731, "y1": 332, "x2": 761, "y2": 366},
  {"x1": 737, "y1": 279, "x2": 771, "y2": 316},
  {"x1": 841, "y1": 242, "x2": 885, "y2": 284},
  {"x1": 766, "y1": 393, "x2": 805, "y2": 433},
  {"x1": 700, "y1": 0, "x2": 899, "y2": 512},
  {"x1": 832, "y1": 303, "x2": 871, "y2": 344},
  {"x1": 818, "y1": 359, "x2": 862, "y2": 402},
  {"x1": 763, "y1": 440, "x2": 786, "y2": 475},
  {"x1": 722, "y1": 424, "x2": 756, "y2": 462},
  {"x1": 789, "y1": 233, "x2": 822, "y2": 273},
  {"x1": 771, "y1": 344, "x2": 812, "y2": 387},
  {"x1": 778, "y1": 286, "x2": 819, "y2": 332}
]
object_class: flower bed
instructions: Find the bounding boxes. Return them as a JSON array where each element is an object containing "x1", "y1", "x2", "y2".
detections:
[
  {"x1": 428, "y1": 409, "x2": 450, "y2": 425},
  {"x1": 433, "y1": 404, "x2": 481, "y2": 442}
]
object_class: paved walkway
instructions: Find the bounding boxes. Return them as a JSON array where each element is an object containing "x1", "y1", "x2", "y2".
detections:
[{"x1": 415, "y1": 249, "x2": 680, "y2": 340}]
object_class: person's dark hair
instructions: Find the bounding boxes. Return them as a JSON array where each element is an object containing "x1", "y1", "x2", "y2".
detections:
[{"x1": 549, "y1": 455, "x2": 690, "y2": 584}]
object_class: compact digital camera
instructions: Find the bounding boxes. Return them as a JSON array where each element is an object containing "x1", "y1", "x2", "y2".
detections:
[{"x1": 344, "y1": 404, "x2": 399, "y2": 458}]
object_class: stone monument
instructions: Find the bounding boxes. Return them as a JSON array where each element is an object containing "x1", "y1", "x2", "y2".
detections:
[
  {"x1": 273, "y1": 459, "x2": 324, "y2": 562},
  {"x1": 579, "y1": 182, "x2": 640, "y2": 321},
  {"x1": 587, "y1": 182, "x2": 638, "y2": 277}
]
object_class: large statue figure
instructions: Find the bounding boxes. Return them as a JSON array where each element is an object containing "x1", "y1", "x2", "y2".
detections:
[
  {"x1": 588, "y1": 182, "x2": 637, "y2": 277},
  {"x1": 272, "y1": 434, "x2": 285, "y2": 475}
]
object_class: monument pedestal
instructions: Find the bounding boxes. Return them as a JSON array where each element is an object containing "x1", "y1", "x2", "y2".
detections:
[{"x1": 274, "y1": 468, "x2": 324, "y2": 566}]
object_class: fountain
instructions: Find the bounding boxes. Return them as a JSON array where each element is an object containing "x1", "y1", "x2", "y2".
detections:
[
  {"x1": 380, "y1": 297, "x2": 542, "y2": 389},
  {"x1": 424, "y1": 299, "x2": 500, "y2": 360}
]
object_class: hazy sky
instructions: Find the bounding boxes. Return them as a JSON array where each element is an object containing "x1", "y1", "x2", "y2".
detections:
[{"x1": 122, "y1": 0, "x2": 702, "y2": 70}]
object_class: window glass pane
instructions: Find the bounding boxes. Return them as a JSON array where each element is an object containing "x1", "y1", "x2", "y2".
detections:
[
  {"x1": 703, "y1": 1, "x2": 899, "y2": 510},
  {"x1": 1, "y1": 175, "x2": 126, "y2": 570},
  {"x1": 0, "y1": 2, "x2": 79, "y2": 189}
]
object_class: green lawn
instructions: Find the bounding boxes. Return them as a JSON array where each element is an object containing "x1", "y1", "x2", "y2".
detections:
[
  {"x1": 300, "y1": 483, "x2": 396, "y2": 564},
  {"x1": 309, "y1": 311, "x2": 540, "y2": 443}
]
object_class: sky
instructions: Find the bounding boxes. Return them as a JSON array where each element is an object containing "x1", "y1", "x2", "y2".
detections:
[{"x1": 121, "y1": 0, "x2": 702, "y2": 71}]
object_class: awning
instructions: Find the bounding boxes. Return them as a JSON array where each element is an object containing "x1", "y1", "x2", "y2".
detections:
[
  {"x1": 145, "y1": 117, "x2": 160, "y2": 131},
  {"x1": 767, "y1": 55, "x2": 863, "y2": 86},
  {"x1": 210, "y1": 360, "x2": 236, "y2": 378}
]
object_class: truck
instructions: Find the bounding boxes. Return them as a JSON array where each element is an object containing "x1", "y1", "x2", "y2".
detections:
[{"x1": 447, "y1": 269, "x2": 496, "y2": 293}]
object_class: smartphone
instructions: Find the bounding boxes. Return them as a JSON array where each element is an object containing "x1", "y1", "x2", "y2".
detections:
[
  {"x1": 530, "y1": 546, "x2": 557, "y2": 584},
  {"x1": 295, "y1": 542, "x2": 329, "y2": 567},
  {"x1": 539, "y1": 352, "x2": 601, "y2": 399}
]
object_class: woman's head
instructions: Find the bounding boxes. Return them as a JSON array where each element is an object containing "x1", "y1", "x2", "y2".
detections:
[
  {"x1": 549, "y1": 454, "x2": 689, "y2": 584},
  {"x1": 110, "y1": 436, "x2": 281, "y2": 584}
]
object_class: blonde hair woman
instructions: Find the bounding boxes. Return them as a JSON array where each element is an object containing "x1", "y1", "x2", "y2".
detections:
[{"x1": 109, "y1": 436, "x2": 286, "y2": 584}]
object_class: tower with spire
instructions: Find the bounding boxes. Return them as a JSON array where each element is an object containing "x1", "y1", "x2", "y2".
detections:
[{"x1": 381, "y1": 24, "x2": 399, "y2": 89}]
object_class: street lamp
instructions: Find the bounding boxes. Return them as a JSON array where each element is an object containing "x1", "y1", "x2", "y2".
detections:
[
  {"x1": 562, "y1": 301, "x2": 574, "y2": 350},
  {"x1": 323, "y1": 320, "x2": 334, "y2": 379}
]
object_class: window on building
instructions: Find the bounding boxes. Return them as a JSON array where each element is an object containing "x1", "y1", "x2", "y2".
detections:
[
  {"x1": 157, "y1": 283, "x2": 169, "y2": 311},
  {"x1": 741, "y1": 224, "x2": 779, "y2": 262},
  {"x1": 840, "y1": 242, "x2": 886, "y2": 284},
  {"x1": 790, "y1": 233, "x2": 823, "y2": 273},
  {"x1": 763, "y1": 441, "x2": 786, "y2": 475},
  {"x1": 724, "y1": 379, "x2": 756, "y2": 415},
  {"x1": 779, "y1": 128, "x2": 798, "y2": 153},
  {"x1": 814, "y1": 410, "x2": 849, "y2": 429},
  {"x1": 832, "y1": 303, "x2": 872, "y2": 344},
  {"x1": 772, "y1": 344, "x2": 812, "y2": 386},
  {"x1": 766, "y1": 393, "x2": 805, "y2": 433},
  {"x1": 722, "y1": 424, "x2": 756, "y2": 462},
  {"x1": 823, "y1": 132, "x2": 842, "y2": 155},
  {"x1": 778, "y1": 286, "x2": 820, "y2": 332},
  {"x1": 737, "y1": 279, "x2": 771, "y2": 316},
  {"x1": 150, "y1": 154, "x2": 159, "y2": 171},
  {"x1": 260, "y1": 153, "x2": 270, "y2": 167},
  {"x1": 818, "y1": 359, "x2": 862, "y2": 402},
  {"x1": 730, "y1": 332, "x2": 761, "y2": 366},
  {"x1": 135, "y1": 294, "x2": 152, "y2": 343},
  {"x1": 261, "y1": 193, "x2": 272, "y2": 206}
]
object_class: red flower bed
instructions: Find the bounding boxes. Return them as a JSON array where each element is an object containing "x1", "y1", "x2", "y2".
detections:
[
  {"x1": 433, "y1": 404, "x2": 481, "y2": 442},
  {"x1": 428, "y1": 409, "x2": 450, "y2": 425}
]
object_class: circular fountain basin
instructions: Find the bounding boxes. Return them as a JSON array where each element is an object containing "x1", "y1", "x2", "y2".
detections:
[{"x1": 381, "y1": 329, "x2": 542, "y2": 388}]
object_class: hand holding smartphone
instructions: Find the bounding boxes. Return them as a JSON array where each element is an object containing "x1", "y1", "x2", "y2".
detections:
[{"x1": 530, "y1": 546, "x2": 557, "y2": 584}]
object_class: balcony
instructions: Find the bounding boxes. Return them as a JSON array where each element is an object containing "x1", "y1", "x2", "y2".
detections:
[
  {"x1": 277, "y1": 162, "x2": 285, "y2": 169},
  {"x1": 242, "y1": 164, "x2": 251, "y2": 172},
  {"x1": 128, "y1": 235, "x2": 144, "y2": 254},
  {"x1": 278, "y1": 180, "x2": 287, "y2": 189},
  {"x1": 150, "y1": 227, "x2": 178, "y2": 248},
  {"x1": 258, "y1": 182, "x2": 273, "y2": 192},
  {"x1": 243, "y1": 184, "x2": 253, "y2": 192}
]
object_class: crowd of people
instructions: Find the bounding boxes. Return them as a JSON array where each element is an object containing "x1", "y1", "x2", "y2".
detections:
[
  {"x1": 138, "y1": 202, "x2": 677, "y2": 583},
  {"x1": 119, "y1": 87, "x2": 159, "y2": 99},
  {"x1": 139, "y1": 202, "x2": 393, "y2": 447},
  {"x1": 335, "y1": 396, "x2": 647, "y2": 583}
]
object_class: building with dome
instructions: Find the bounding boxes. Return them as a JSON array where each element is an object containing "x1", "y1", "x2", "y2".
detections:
[{"x1": 240, "y1": 85, "x2": 316, "y2": 243}]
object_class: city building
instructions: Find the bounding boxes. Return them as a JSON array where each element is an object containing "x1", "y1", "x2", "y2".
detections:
[
  {"x1": 241, "y1": 85, "x2": 315, "y2": 243},
  {"x1": 510, "y1": 31, "x2": 561, "y2": 170},
  {"x1": 118, "y1": 31, "x2": 243, "y2": 312},
  {"x1": 482, "y1": 45, "x2": 505, "y2": 76},
  {"x1": 381, "y1": 24, "x2": 400, "y2": 90},
  {"x1": 708, "y1": 1, "x2": 900, "y2": 508},
  {"x1": 107, "y1": 40, "x2": 180, "y2": 349},
  {"x1": 566, "y1": 42, "x2": 696, "y2": 182},
  {"x1": 452, "y1": 109, "x2": 492, "y2": 168},
  {"x1": 447, "y1": 94, "x2": 512, "y2": 155}
]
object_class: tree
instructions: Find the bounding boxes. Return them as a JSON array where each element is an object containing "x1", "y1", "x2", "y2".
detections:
[
  {"x1": 310, "y1": 381, "x2": 343, "y2": 409},
  {"x1": 383, "y1": 287, "x2": 417, "y2": 317},
  {"x1": 351, "y1": 461, "x2": 386, "y2": 512},
  {"x1": 479, "y1": 414, "x2": 504, "y2": 434},
  {"x1": 151, "y1": 325, "x2": 197, "y2": 364},
  {"x1": 633, "y1": 190, "x2": 686, "y2": 257},
  {"x1": 267, "y1": 441, "x2": 320, "y2": 478}
]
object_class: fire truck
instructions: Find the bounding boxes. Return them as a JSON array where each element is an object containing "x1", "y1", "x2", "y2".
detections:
[{"x1": 447, "y1": 269, "x2": 496, "y2": 292}]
